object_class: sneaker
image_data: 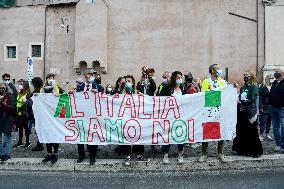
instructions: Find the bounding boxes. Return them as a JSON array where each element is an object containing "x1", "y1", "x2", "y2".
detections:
[
  {"x1": 199, "y1": 155, "x2": 207, "y2": 163},
  {"x1": 42, "y1": 155, "x2": 52, "y2": 164},
  {"x1": 281, "y1": 149, "x2": 284, "y2": 153},
  {"x1": 184, "y1": 143, "x2": 190, "y2": 147},
  {"x1": 191, "y1": 143, "x2": 201, "y2": 149},
  {"x1": 13, "y1": 142, "x2": 24, "y2": 148},
  {"x1": 23, "y1": 143, "x2": 31, "y2": 149},
  {"x1": 163, "y1": 154, "x2": 169, "y2": 164},
  {"x1": 177, "y1": 154, "x2": 184, "y2": 164},
  {"x1": 136, "y1": 155, "x2": 149, "y2": 162},
  {"x1": 1, "y1": 155, "x2": 10, "y2": 162},
  {"x1": 259, "y1": 135, "x2": 264, "y2": 142},
  {"x1": 32, "y1": 145, "x2": 44, "y2": 151},
  {"x1": 265, "y1": 135, "x2": 273, "y2": 141},
  {"x1": 275, "y1": 146, "x2": 281, "y2": 152},
  {"x1": 218, "y1": 154, "x2": 226, "y2": 163},
  {"x1": 124, "y1": 156, "x2": 131, "y2": 166},
  {"x1": 50, "y1": 155, "x2": 58, "y2": 164}
]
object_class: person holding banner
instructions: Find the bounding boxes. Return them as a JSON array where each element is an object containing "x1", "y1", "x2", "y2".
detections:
[
  {"x1": 0, "y1": 81, "x2": 16, "y2": 162},
  {"x1": 199, "y1": 64, "x2": 227, "y2": 163},
  {"x1": 232, "y1": 71, "x2": 263, "y2": 157},
  {"x1": 162, "y1": 71, "x2": 185, "y2": 164},
  {"x1": 119, "y1": 75, "x2": 147, "y2": 165},
  {"x1": 13, "y1": 81, "x2": 32, "y2": 148},
  {"x1": 73, "y1": 68, "x2": 104, "y2": 165},
  {"x1": 40, "y1": 74, "x2": 60, "y2": 164}
]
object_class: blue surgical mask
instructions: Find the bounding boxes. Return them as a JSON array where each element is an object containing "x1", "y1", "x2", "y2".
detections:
[
  {"x1": 162, "y1": 79, "x2": 168, "y2": 84},
  {"x1": 176, "y1": 79, "x2": 183, "y2": 85},
  {"x1": 125, "y1": 82, "x2": 133, "y2": 89},
  {"x1": 216, "y1": 70, "x2": 223, "y2": 77},
  {"x1": 88, "y1": 77, "x2": 95, "y2": 83}
]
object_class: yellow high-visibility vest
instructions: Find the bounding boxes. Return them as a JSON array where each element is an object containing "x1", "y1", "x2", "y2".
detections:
[{"x1": 202, "y1": 77, "x2": 227, "y2": 92}]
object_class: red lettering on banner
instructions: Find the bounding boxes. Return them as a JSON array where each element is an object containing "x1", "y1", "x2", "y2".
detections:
[
  {"x1": 118, "y1": 94, "x2": 137, "y2": 118},
  {"x1": 123, "y1": 119, "x2": 141, "y2": 143},
  {"x1": 153, "y1": 96, "x2": 161, "y2": 119},
  {"x1": 138, "y1": 95, "x2": 151, "y2": 119},
  {"x1": 94, "y1": 92, "x2": 102, "y2": 116},
  {"x1": 83, "y1": 91, "x2": 89, "y2": 99},
  {"x1": 152, "y1": 120, "x2": 170, "y2": 144},
  {"x1": 65, "y1": 120, "x2": 79, "y2": 141},
  {"x1": 161, "y1": 97, "x2": 180, "y2": 119},
  {"x1": 188, "y1": 119, "x2": 195, "y2": 142},
  {"x1": 101, "y1": 93, "x2": 116, "y2": 117},
  {"x1": 69, "y1": 94, "x2": 84, "y2": 118},
  {"x1": 86, "y1": 118, "x2": 105, "y2": 142}
]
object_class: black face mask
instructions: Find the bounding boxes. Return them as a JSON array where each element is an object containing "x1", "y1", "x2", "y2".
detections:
[
  {"x1": 244, "y1": 76, "x2": 250, "y2": 82},
  {"x1": 274, "y1": 72, "x2": 282, "y2": 79}
]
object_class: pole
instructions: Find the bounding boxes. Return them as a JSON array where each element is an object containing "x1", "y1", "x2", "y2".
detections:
[{"x1": 66, "y1": 22, "x2": 70, "y2": 92}]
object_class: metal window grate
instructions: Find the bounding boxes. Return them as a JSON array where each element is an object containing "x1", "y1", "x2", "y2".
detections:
[
  {"x1": 31, "y1": 45, "x2": 41, "y2": 57},
  {"x1": 0, "y1": 0, "x2": 16, "y2": 8}
]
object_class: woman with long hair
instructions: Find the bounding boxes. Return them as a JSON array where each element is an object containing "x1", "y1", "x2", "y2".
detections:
[
  {"x1": 232, "y1": 71, "x2": 263, "y2": 157},
  {"x1": 162, "y1": 71, "x2": 185, "y2": 164}
]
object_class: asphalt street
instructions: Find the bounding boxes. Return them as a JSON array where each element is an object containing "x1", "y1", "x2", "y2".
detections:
[{"x1": 0, "y1": 168, "x2": 283, "y2": 189}]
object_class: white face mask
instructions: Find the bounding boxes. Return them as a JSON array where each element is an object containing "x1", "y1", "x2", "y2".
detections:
[
  {"x1": 4, "y1": 80, "x2": 10, "y2": 85},
  {"x1": 47, "y1": 79, "x2": 55, "y2": 86},
  {"x1": 216, "y1": 70, "x2": 223, "y2": 77},
  {"x1": 30, "y1": 85, "x2": 35, "y2": 92},
  {"x1": 18, "y1": 85, "x2": 23, "y2": 90},
  {"x1": 107, "y1": 87, "x2": 112, "y2": 92}
]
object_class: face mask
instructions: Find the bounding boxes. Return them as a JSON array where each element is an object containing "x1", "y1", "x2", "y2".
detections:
[
  {"x1": 88, "y1": 77, "x2": 95, "y2": 83},
  {"x1": 216, "y1": 70, "x2": 223, "y2": 77},
  {"x1": 30, "y1": 85, "x2": 35, "y2": 92},
  {"x1": 18, "y1": 85, "x2": 23, "y2": 90},
  {"x1": 176, "y1": 79, "x2": 183, "y2": 85},
  {"x1": 244, "y1": 76, "x2": 250, "y2": 82},
  {"x1": 162, "y1": 79, "x2": 168, "y2": 84},
  {"x1": 47, "y1": 79, "x2": 55, "y2": 86},
  {"x1": 274, "y1": 72, "x2": 282, "y2": 80},
  {"x1": 4, "y1": 80, "x2": 10, "y2": 85},
  {"x1": 107, "y1": 87, "x2": 112, "y2": 92},
  {"x1": 125, "y1": 82, "x2": 133, "y2": 89},
  {"x1": 0, "y1": 89, "x2": 5, "y2": 96}
]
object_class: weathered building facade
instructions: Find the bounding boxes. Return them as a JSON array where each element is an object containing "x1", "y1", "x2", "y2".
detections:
[{"x1": 0, "y1": 0, "x2": 283, "y2": 89}]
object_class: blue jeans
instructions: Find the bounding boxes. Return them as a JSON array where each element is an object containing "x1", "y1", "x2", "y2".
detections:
[
  {"x1": 0, "y1": 132, "x2": 12, "y2": 156},
  {"x1": 270, "y1": 107, "x2": 284, "y2": 149}
]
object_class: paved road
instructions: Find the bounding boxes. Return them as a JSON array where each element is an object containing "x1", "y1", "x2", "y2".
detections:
[{"x1": 0, "y1": 168, "x2": 283, "y2": 189}]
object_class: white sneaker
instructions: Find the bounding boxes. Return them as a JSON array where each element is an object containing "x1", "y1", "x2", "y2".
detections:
[
  {"x1": 163, "y1": 154, "x2": 169, "y2": 164},
  {"x1": 265, "y1": 135, "x2": 273, "y2": 141},
  {"x1": 177, "y1": 154, "x2": 184, "y2": 164},
  {"x1": 259, "y1": 135, "x2": 264, "y2": 142},
  {"x1": 275, "y1": 146, "x2": 281, "y2": 152},
  {"x1": 218, "y1": 154, "x2": 227, "y2": 163},
  {"x1": 124, "y1": 156, "x2": 131, "y2": 166},
  {"x1": 198, "y1": 155, "x2": 207, "y2": 163},
  {"x1": 191, "y1": 143, "x2": 201, "y2": 149}
]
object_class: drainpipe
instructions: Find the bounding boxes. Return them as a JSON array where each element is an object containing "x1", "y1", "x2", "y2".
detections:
[
  {"x1": 256, "y1": 0, "x2": 259, "y2": 80},
  {"x1": 43, "y1": 5, "x2": 47, "y2": 78}
]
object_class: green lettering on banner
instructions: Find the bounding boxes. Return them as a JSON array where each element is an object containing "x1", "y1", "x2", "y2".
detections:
[
  {"x1": 77, "y1": 120, "x2": 86, "y2": 142},
  {"x1": 205, "y1": 90, "x2": 221, "y2": 107},
  {"x1": 171, "y1": 120, "x2": 187, "y2": 143},
  {"x1": 54, "y1": 93, "x2": 71, "y2": 118},
  {"x1": 104, "y1": 118, "x2": 124, "y2": 144}
]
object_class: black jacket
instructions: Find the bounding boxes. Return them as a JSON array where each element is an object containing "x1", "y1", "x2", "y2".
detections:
[
  {"x1": 269, "y1": 79, "x2": 284, "y2": 108},
  {"x1": 76, "y1": 82, "x2": 104, "y2": 93},
  {"x1": 156, "y1": 83, "x2": 171, "y2": 96},
  {"x1": 0, "y1": 94, "x2": 16, "y2": 134},
  {"x1": 136, "y1": 77, "x2": 156, "y2": 96},
  {"x1": 259, "y1": 85, "x2": 270, "y2": 112}
]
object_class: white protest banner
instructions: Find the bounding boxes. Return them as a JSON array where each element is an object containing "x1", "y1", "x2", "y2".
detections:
[{"x1": 33, "y1": 86, "x2": 237, "y2": 145}]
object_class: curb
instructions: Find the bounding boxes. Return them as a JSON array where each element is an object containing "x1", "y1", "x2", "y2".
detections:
[{"x1": 1, "y1": 154, "x2": 284, "y2": 172}]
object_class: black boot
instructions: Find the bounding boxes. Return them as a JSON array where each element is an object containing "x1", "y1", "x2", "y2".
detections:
[{"x1": 77, "y1": 155, "x2": 85, "y2": 163}]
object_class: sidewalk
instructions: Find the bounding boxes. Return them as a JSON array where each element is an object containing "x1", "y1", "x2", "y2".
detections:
[
  {"x1": 4, "y1": 129, "x2": 284, "y2": 172},
  {"x1": 1, "y1": 154, "x2": 284, "y2": 172}
]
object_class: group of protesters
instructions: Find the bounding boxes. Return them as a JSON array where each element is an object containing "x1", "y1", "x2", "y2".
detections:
[{"x1": 0, "y1": 64, "x2": 283, "y2": 166}]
